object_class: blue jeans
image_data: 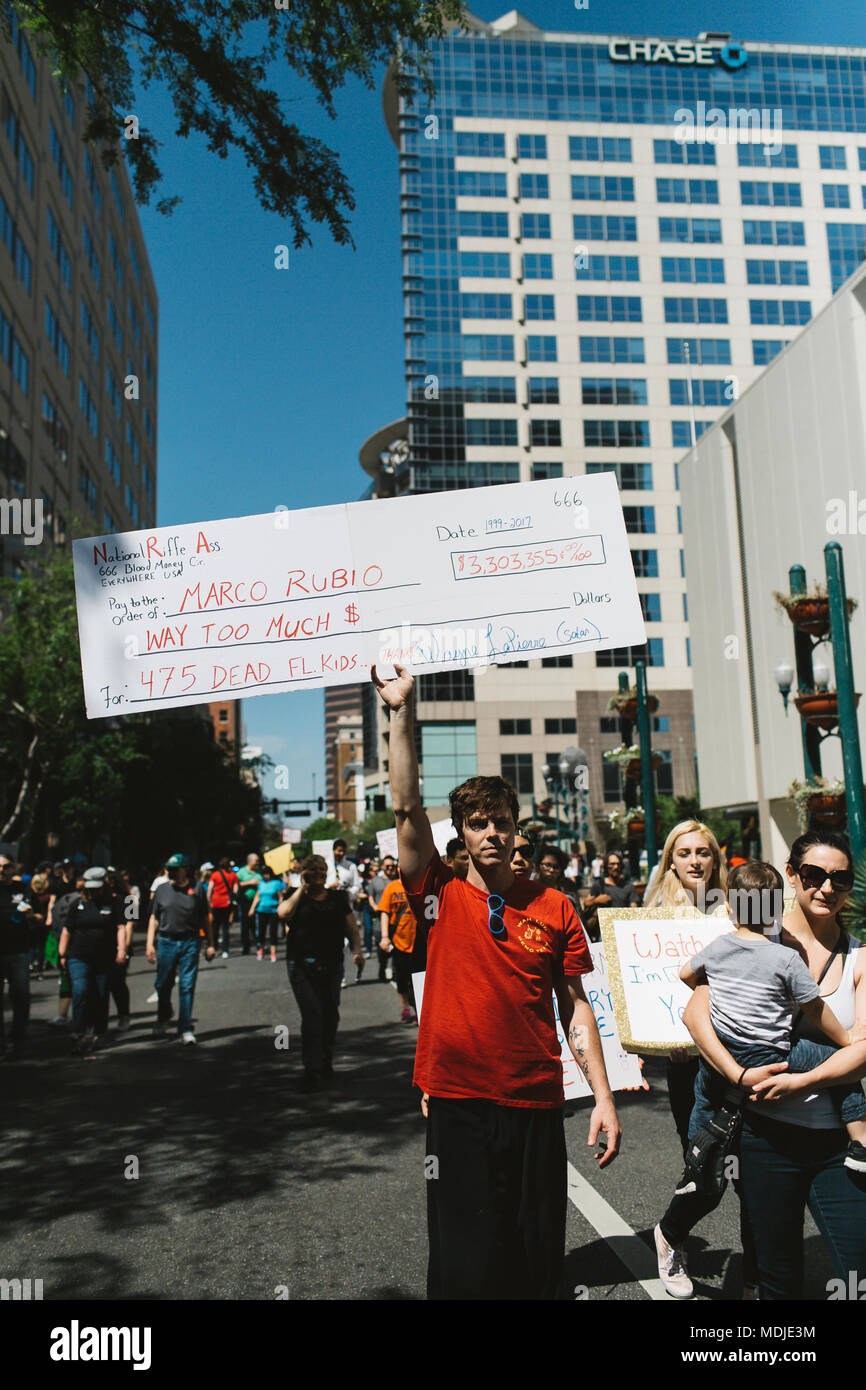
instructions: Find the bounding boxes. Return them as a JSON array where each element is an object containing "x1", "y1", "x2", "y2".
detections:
[
  {"x1": 739, "y1": 1111, "x2": 866, "y2": 1299},
  {"x1": 67, "y1": 957, "x2": 109, "y2": 1039},
  {"x1": 156, "y1": 937, "x2": 200, "y2": 1034},
  {"x1": 692, "y1": 1031, "x2": 866, "y2": 1137},
  {"x1": 0, "y1": 951, "x2": 30, "y2": 1049}
]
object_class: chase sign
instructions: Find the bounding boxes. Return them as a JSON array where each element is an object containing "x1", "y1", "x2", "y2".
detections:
[{"x1": 608, "y1": 39, "x2": 748, "y2": 69}]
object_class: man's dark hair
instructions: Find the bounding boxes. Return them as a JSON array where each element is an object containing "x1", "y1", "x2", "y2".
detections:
[
  {"x1": 449, "y1": 776, "x2": 520, "y2": 837},
  {"x1": 333, "y1": 838, "x2": 347, "y2": 851},
  {"x1": 537, "y1": 844, "x2": 565, "y2": 873},
  {"x1": 445, "y1": 838, "x2": 466, "y2": 859}
]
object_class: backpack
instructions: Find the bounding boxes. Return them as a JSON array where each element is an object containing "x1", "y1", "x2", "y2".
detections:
[{"x1": 51, "y1": 891, "x2": 81, "y2": 937}]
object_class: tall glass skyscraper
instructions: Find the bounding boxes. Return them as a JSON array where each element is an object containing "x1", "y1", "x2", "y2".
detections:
[{"x1": 360, "y1": 10, "x2": 866, "y2": 834}]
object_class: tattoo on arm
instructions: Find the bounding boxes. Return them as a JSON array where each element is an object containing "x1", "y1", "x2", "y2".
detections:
[{"x1": 568, "y1": 1023, "x2": 593, "y2": 1084}]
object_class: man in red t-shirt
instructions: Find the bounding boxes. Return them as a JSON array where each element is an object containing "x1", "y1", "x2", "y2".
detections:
[{"x1": 371, "y1": 662, "x2": 621, "y2": 1301}]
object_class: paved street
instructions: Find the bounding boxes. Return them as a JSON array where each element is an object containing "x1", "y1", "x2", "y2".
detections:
[{"x1": 2, "y1": 948, "x2": 837, "y2": 1302}]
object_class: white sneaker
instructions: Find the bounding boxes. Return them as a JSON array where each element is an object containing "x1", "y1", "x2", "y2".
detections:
[
  {"x1": 146, "y1": 991, "x2": 158, "y2": 1004},
  {"x1": 653, "y1": 1224, "x2": 694, "y2": 1299},
  {"x1": 181, "y1": 1031, "x2": 196, "y2": 1045},
  {"x1": 221, "y1": 951, "x2": 229, "y2": 959},
  {"x1": 48, "y1": 1015, "x2": 68, "y2": 1026}
]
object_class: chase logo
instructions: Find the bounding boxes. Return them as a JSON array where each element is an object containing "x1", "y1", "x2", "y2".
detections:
[{"x1": 719, "y1": 42, "x2": 748, "y2": 70}]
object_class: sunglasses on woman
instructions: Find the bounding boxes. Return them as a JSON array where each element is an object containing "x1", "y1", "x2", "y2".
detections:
[{"x1": 797, "y1": 864, "x2": 854, "y2": 893}]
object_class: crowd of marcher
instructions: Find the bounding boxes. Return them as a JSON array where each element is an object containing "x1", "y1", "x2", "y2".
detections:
[{"x1": 3, "y1": 679, "x2": 866, "y2": 1302}]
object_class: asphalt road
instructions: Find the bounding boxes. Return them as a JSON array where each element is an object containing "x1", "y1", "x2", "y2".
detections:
[{"x1": 1, "y1": 946, "x2": 838, "y2": 1302}]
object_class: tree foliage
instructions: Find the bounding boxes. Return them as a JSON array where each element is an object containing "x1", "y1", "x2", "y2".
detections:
[{"x1": 6, "y1": 0, "x2": 464, "y2": 242}]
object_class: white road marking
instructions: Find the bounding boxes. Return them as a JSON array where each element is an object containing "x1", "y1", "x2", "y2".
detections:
[{"x1": 567, "y1": 1163, "x2": 671, "y2": 1301}]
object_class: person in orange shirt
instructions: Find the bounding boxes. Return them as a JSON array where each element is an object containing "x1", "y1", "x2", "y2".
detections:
[{"x1": 378, "y1": 864, "x2": 426, "y2": 1024}]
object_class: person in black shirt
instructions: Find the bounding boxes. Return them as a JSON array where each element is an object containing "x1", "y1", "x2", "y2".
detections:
[
  {"x1": 146, "y1": 855, "x2": 215, "y2": 1045},
  {"x1": 57, "y1": 866, "x2": 127, "y2": 1054},
  {"x1": 0, "y1": 855, "x2": 38, "y2": 1059},
  {"x1": 278, "y1": 854, "x2": 364, "y2": 1091}
]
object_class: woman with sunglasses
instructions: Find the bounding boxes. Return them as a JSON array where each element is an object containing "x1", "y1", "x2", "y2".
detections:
[
  {"x1": 683, "y1": 830, "x2": 866, "y2": 1300},
  {"x1": 510, "y1": 832, "x2": 534, "y2": 879}
]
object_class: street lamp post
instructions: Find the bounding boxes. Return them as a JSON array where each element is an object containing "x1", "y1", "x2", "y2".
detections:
[
  {"x1": 635, "y1": 658, "x2": 658, "y2": 875},
  {"x1": 789, "y1": 564, "x2": 822, "y2": 781},
  {"x1": 825, "y1": 542, "x2": 866, "y2": 858}
]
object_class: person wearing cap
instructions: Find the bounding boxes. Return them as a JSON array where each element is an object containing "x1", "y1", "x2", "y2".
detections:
[
  {"x1": 147, "y1": 855, "x2": 215, "y2": 1044},
  {"x1": 57, "y1": 868, "x2": 127, "y2": 1055}
]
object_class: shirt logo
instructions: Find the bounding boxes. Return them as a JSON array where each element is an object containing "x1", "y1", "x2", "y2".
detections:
[{"x1": 516, "y1": 917, "x2": 554, "y2": 954}]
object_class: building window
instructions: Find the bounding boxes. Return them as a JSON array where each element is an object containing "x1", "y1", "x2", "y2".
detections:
[
  {"x1": 572, "y1": 175, "x2": 634, "y2": 201},
  {"x1": 746, "y1": 259, "x2": 809, "y2": 286},
  {"x1": 523, "y1": 253, "x2": 553, "y2": 279},
  {"x1": 82, "y1": 219, "x2": 101, "y2": 287},
  {"x1": 656, "y1": 178, "x2": 719, "y2": 204},
  {"x1": 457, "y1": 170, "x2": 507, "y2": 198},
  {"x1": 545, "y1": 718, "x2": 577, "y2": 735},
  {"x1": 737, "y1": 144, "x2": 798, "y2": 168},
  {"x1": 530, "y1": 419, "x2": 561, "y2": 447},
  {"x1": 501, "y1": 753, "x2": 534, "y2": 794},
  {"x1": 826, "y1": 222, "x2": 866, "y2": 291},
  {"x1": 541, "y1": 655, "x2": 573, "y2": 668},
  {"x1": 579, "y1": 336, "x2": 645, "y2": 363},
  {"x1": 125, "y1": 484, "x2": 140, "y2": 527},
  {"x1": 661, "y1": 256, "x2": 725, "y2": 284},
  {"x1": 531, "y1": 460, "x2": 563, "y2": 480},
  {"x1": 84, "y1": 148, "x2": 103, "y2": 216},
  {"x1": 127, "y1": 421, "x2": 141, "y2": 467},
  {"x1": 0, "y1": 191, "x2": 31, "y2": 293},
  {"x1": 528, "y1": 377, "x2": 559, "y2": 404},
  {"x1": 465, "y1": 418, "x2": 518, "y2": 447},
  {"x1": 106, "y1": 366, "x2": 122, "y2": 420},
  {"x1": 586, "y1": 461, "x2": 652, "y2": 490},
  {"x1": 573, "y1": 214, "x2": 637, "y2": 242},
  {"x1": 81, "y1": 298, "x2": 100, "y2": 363},
  {"x1": 459, "y1": 251, "x2": 511, "y2": 279},
  {"x1": 639, "y1": 593, "x2": 661, "y2": 622},
  {"x1": 623, "y1": 505, "x2": 655, "y2": 533},
  {"x1": 461, "y1": 293, "x2": 512, "y2": 320},
  {"x1": 655, "y1": 750, "x2": 674, "y2": 796},
  {"x1": 526, "y1": 335, "x2": 557, "y2": 361},
  {"x1": 602, "y1": 759, "x2": 623, "y2": 804},
  {"x1": 822, "y1": 184, "x2": 851, "y2": 209},
  {"x1": 525, "y1": 294, "x2": 555, "y2": 321},
  {"x1": 653, "y1": 139, "x2": 715, "y2": 165},
  {"x1": 460, "y1": 377, "x2": 516, "y2": 403},
  {"x1": 79, "y1": 379, "x2": 99, "y2": 438},
  {"x1": 2, "y1": 89, "x2": 35, "y2": 194},
  {"x1": 457, "y1": 211, "x2": 509, "y2": 238},
  {"x1": 664, "y1": 297, "x2": 728, "y2": 324},
  {"x1": 462, "y1": 333, "x2": 514, "y2": 361},
  {"x1": 596, "y1": 640, "x2": 663, "y2": 668},
  {"x1": 752, "y1": 339, "x2": 789, "y2": 365},
  {"x1": 455, "y1": 131, "x2": 505, "y2": 158},
  {"x1": 584, "y1": 421, "x2": 649, "y2": 449},
  {"x1": 743, "y1": 219, "x2": 805, "y2": 246},
  {"x1": 44, "y1": 299, "x2": 70, "y2": 375},
  {"x1": 219, "y1": 709, "x2": 229, "y2": 722},
  {"x1": 576, "y1": 253, "x2": 640, "y2": 282},
  {"x1": 569, "y1": 135, "x2": 632, "y2": 162},
  {"x1": 521, "y1": 213, "x2": 550, "y2": 239},
  {"x1": 666, "y1": 338, "x2": 731, "y2": 365},
  {"x1": 749, "y1": 299, "x2": 811, "y2": 326},
  {"x1": 105, "y1": 437, "x2": 121, "y2": 486},
  {"x1": 79, "y1": 465, "x2": 97, "y2": 513},
  {"x1": 577, "y1": 295, "x2": 642, "y2": 323},
  {"x1": 819, "y1": 146, "x2": 847, "y2": 170},
  {"x1": 740, "y1": 181, "x2": 802, "y2": 207},
  {"x1": 658, "y1": 217, "x2": 722, "y2": 243},
  {"x1": 631, "y1": 549, "x2": 658, "y2": 578},
  {"x1": 669, "y1": 379, "x2": 730, "y2": 407},
  {"x1": 416, "y1": 670, "x2": 474, "y2": 701},
  {"x1": 50, "y1": 120, "x2": 74, "y2": 207},
  {"x1": 672, "y1": 420, "x2": 710, "y2": 447},
  {"x1": 422, "y1": 722, "x2": 477, "y2": 804},
  {"x1": 517, "y1": 134, "x2": 547, "y2": 159},
  {"x1": 600, "y1": 716, "x2": 618, "y2": 733},
  {"x1": 519, "y1": 173, "x2": 549, "y2": 199},
  {"x1": 582, "y1": 378, "x2": 647, "y2": 406},
  {"x1": 500, "y1": 718, "x2": 531, "y2": 735}
]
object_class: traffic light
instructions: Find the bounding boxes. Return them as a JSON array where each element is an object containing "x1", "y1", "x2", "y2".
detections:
[
  {"x1": 373, "y1": 794, "x2": 387, "y2": 813},
  {"x1": 318, "y1": 797, "x2": 324, "y2": 812},
  {"x1": 271, "y1": 799, "x2": 279, "y2": 814}
]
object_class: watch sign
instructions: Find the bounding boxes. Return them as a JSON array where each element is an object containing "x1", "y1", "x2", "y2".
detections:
[{"x1": 608, "y1": 39, "x2": 748, "y2": 69}]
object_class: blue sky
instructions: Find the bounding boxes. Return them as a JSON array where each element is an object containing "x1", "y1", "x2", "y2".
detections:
[{"x1": 137, "y1": 0, "x2": 865, "y2": 827}]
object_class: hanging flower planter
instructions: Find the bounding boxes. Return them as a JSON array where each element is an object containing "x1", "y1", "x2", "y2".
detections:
[
  {"x1": 626, "y1": 811, "x2": 662, "y2": 840},
  {"x1": 606, "y1": 687, "x2": 660, "y2": 719},
  {"x1": 625, "y1": 753, "x2": 663, "y2": 781},
  {"x1": 773, "y1": 587, "x2": 857, "y2": 638},
  {"x1": 793, "y1": 690, "x2": 860, "y2": 731},
  {"x1": 806, "y1": 794, "x2": 847, "y2": 827}
]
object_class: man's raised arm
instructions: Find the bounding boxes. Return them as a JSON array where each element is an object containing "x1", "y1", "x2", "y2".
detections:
[{"x1": 370, "y1": 663, "x2": 435, "y2": 890}]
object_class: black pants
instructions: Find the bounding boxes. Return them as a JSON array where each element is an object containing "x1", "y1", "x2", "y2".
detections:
[
  {"x1": 287, "y1": 959, "x2": 342, "y2": 1076},
  {"x1": 393, "y1": 942, "x2": 426, "y2": 1007},
  {"x1": 109, "y1": 958, "x2": 130, "y2": 1018},
  {"x1": 425, "y1": 1097, "x2": 567, "y2": 1300},
  {"x1": 212, "y1": 906, "x2": 233, "y2": 953},
  {"x1": 666, "y1": 1055, "x2": 700, "y2": 1157}
]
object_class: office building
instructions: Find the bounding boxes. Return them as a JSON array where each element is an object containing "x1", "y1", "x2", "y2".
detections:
[
  {"x1": 1, "y1": 11, "x2": 157, "y2": 577},
  {"x1": 680, "y1": 257, "x2": 866, "y2": 866},
  {"x1": 360, "y1": 9, "x2": 866, "y2": 839}
]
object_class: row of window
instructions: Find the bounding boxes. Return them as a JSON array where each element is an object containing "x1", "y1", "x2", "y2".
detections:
[
  {"x1": 457, "y1": 242, "x2": 813, "y2": 289},
  {"x1": 0, "y1": 190, "x2": 32, "y2": 293},
  {"x1": 457, "y1": 330, "x2": 791, "y2": 367},
  {"x1": 498, "y1": 749, "x2": 676, "y2": 799},
  {"x1": 462, "y1": 413, "x2": 777, "y2": 450},
  {"x1": 458, "y1": 291, "x2": 812, "y2": 327},
  {"x1": 0, "y1": 302, "x2": 30, "y2": 393},
  {"x1": 458, "y1": 208, "x2": 826, "y2": 251},
  {"x1": 500, "y1": 714, "x2": 673, "y2": 736},
  {"x1": 454, "y1": 130, "x2": 866, "y2": 173},
  {"x1": 458, "y1": 171, "x2": 832, "y2": 208}
]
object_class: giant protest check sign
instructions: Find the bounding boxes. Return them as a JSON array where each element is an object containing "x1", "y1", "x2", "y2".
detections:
[
  {"x1": 72, "y1": 474, "x2": 645, "y2": 718},
  {"x1": 599, "y1": 907, "x2": 733, "y2": 1055}
]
